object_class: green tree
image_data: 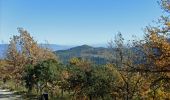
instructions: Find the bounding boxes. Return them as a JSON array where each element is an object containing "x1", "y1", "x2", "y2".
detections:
[{"x1": 23, "y1": 59, "x2": 62, "y2": 95}]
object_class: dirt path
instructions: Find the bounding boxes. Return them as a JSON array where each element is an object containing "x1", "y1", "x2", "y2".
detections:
[{"x1": 0, "y1": 89, "x2": 22, "y2": 100}]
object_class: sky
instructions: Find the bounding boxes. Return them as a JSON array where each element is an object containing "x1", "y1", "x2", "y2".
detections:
[{"x1": 0, "y1": 0, "x2": 164, "y2": 45}]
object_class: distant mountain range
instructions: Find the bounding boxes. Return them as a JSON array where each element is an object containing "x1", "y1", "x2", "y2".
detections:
[
  {"x1": 0, "y1": 44, "x2": 107, "y2": 59},
  {"x1": 0, "y1": 43, "x2": 111, "y2": 64},
  {"x1": 39, "y1": 44, "x2": 74, "y2": 51}
]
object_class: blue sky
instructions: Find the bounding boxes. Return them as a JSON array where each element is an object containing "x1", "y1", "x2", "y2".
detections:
[{"x1": 0, "y1": 0, "x2": 163, "y2": 45}]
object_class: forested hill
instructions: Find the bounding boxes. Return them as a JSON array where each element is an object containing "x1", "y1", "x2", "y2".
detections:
[
  {"x1": 55, "y1": 45, "x2": 111, "y2": 64},
  {"x1": 55, "y1": 38, "x2": 170, "y2": 64}
]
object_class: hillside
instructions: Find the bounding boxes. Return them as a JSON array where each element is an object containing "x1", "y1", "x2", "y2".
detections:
[{"x1": 55, "y1": 45, "x2": 111, "y2": 64}]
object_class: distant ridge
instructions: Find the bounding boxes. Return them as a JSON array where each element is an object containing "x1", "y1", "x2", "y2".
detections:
[{"x1": 39, "y1": 44, "x2": 74, "y2": 51}]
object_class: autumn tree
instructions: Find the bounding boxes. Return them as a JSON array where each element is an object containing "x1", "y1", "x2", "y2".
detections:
[
  {"x1": 61, "y1": 58, "x2": 122, "y2": 100},
  {"x1": 108, "y1": 32, "x2": 146, "y2": 100},
  {"x1": 6, "y1": 28, "x2": 57, "y2": 85},
  {"x1": 134, "y1": 22, "x2": 170, "y2": 99},
  {"x1": 128, "y1": 1, "x2": 170, "y2": 99}
]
